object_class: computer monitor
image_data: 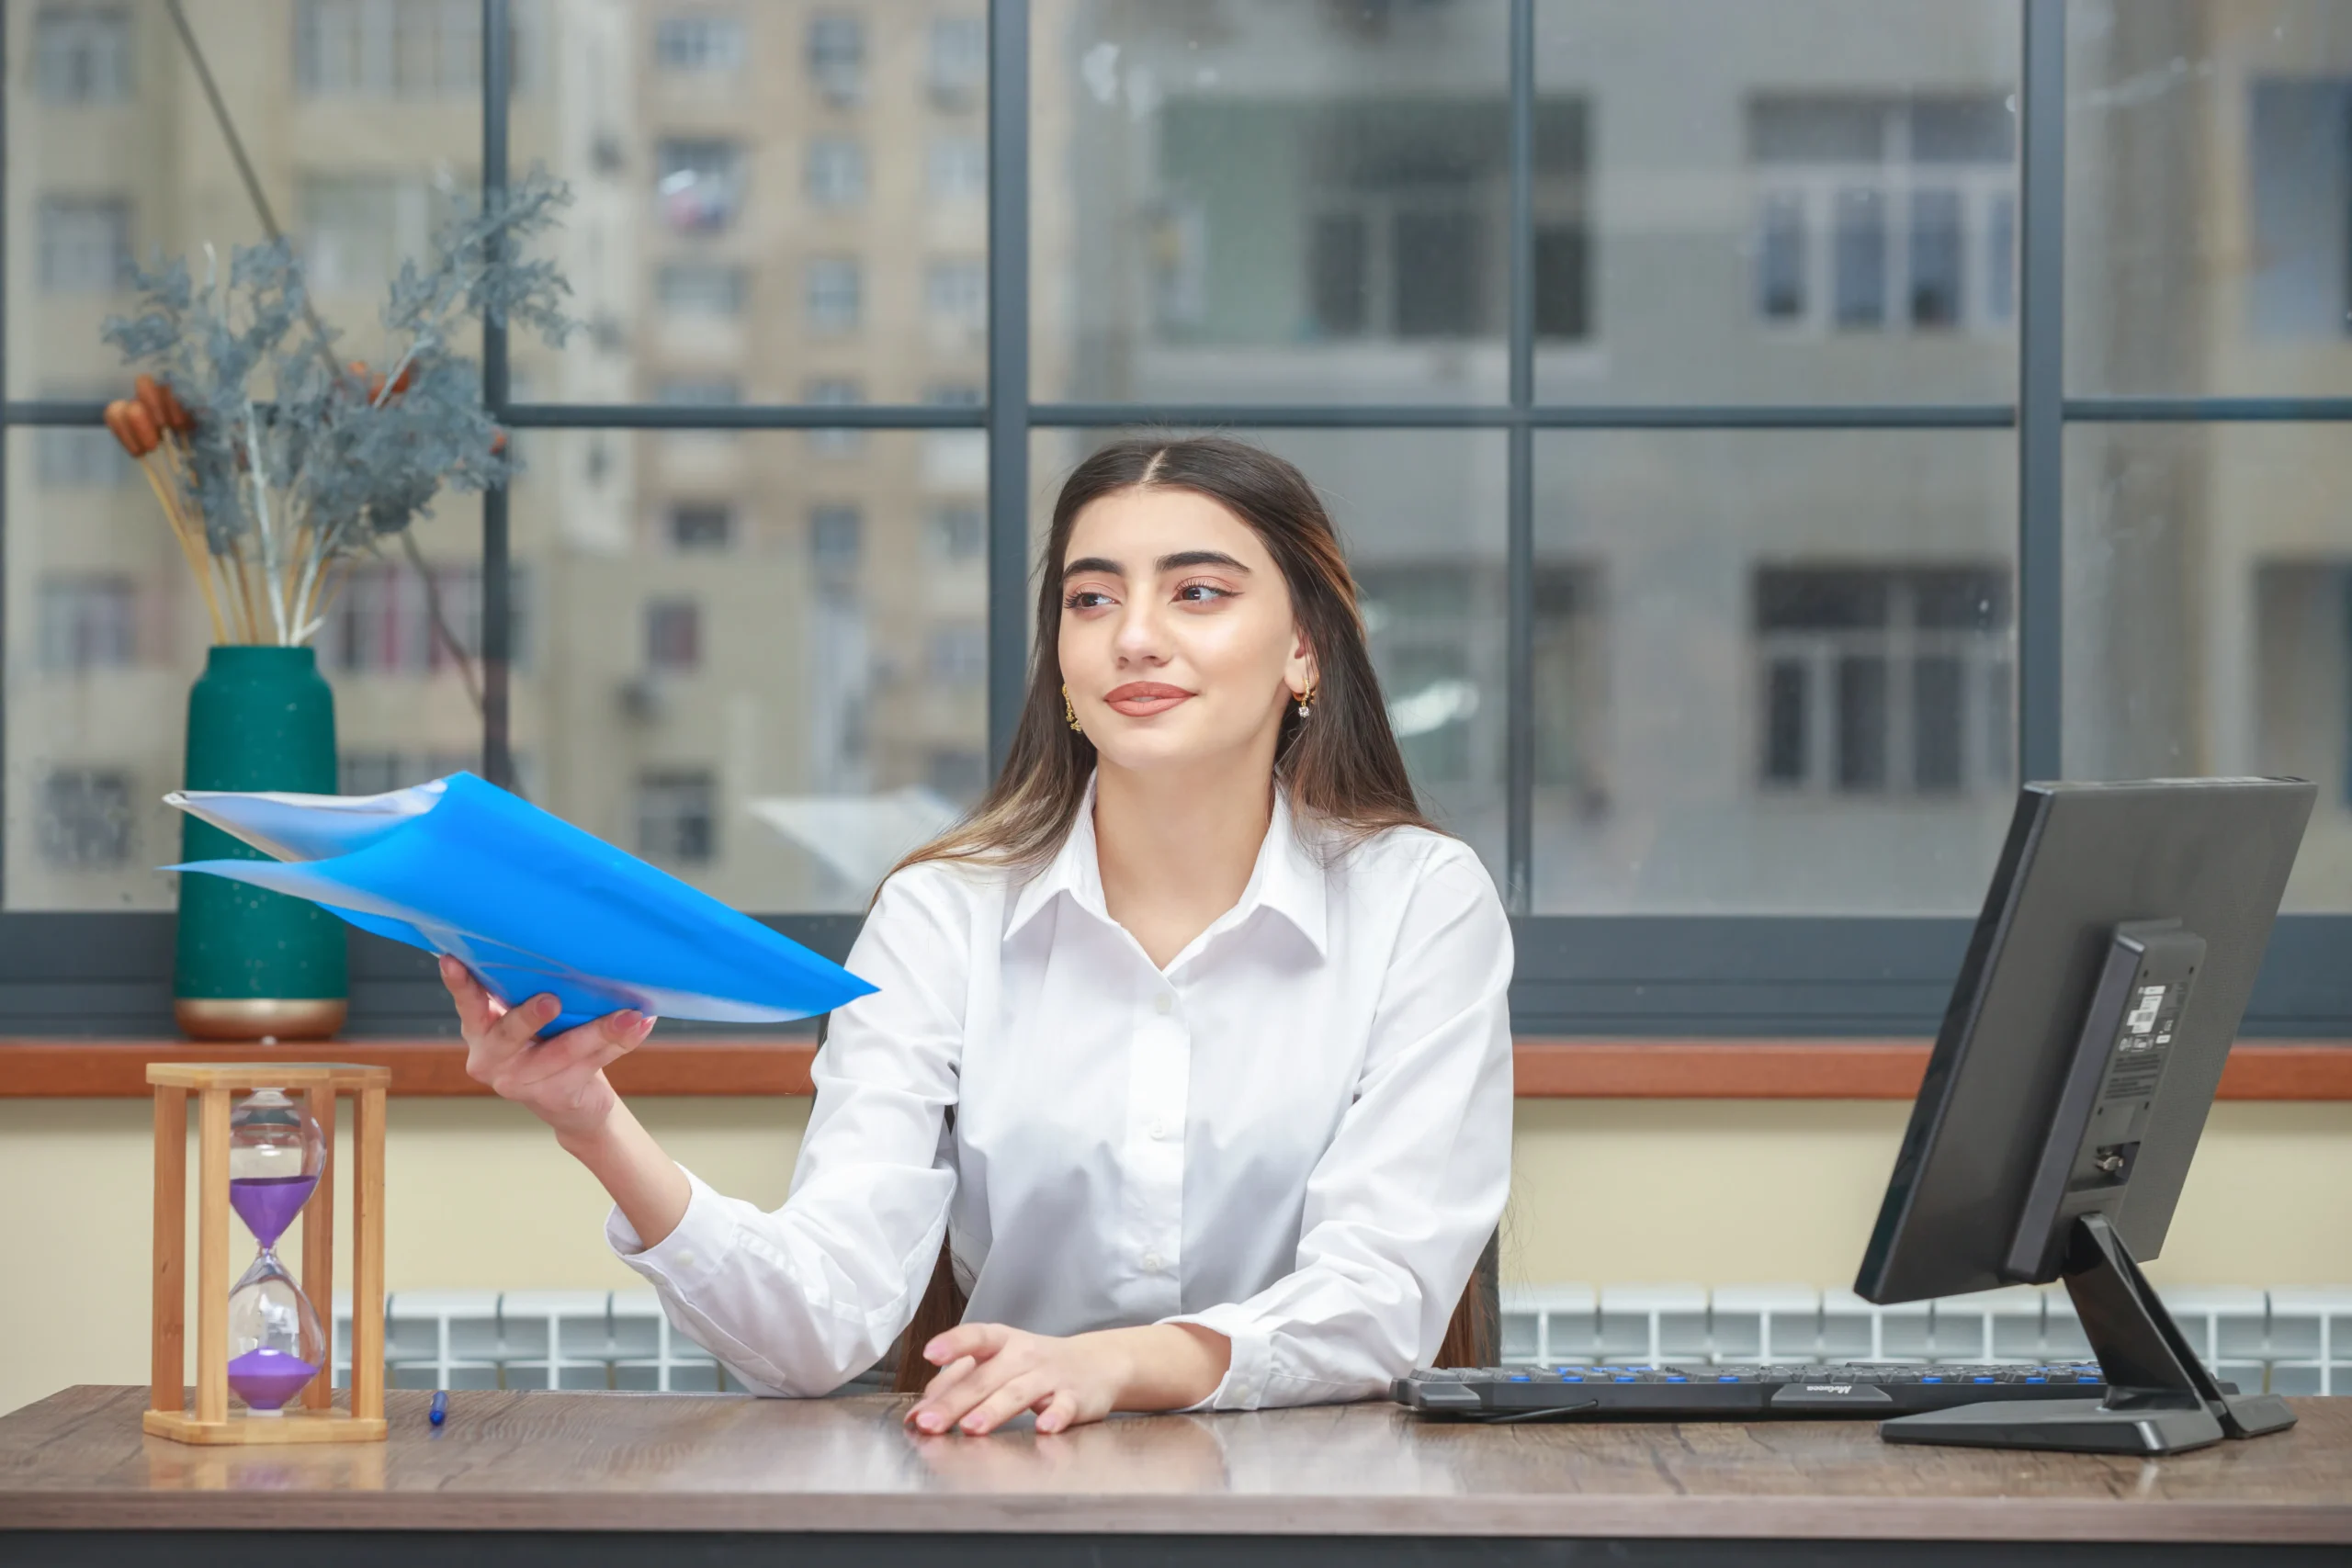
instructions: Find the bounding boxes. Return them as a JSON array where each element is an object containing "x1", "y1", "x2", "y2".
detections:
[{"x1": 1854, "y1": 776, "x2": 2315, "y2": 1455}]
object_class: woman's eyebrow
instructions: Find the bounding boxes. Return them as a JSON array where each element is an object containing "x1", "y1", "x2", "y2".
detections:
[
  {"x1": 1156, "y1": 549, "x2": 1251, "y2": 574},
  {"x1": 1061, "y1": 550, "x2": 1253, "y2": 577}
]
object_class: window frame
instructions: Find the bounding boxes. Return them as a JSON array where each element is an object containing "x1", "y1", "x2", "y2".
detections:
[{"x1": 4, "y1": 0, "x2": 2351, "y2": 1041}]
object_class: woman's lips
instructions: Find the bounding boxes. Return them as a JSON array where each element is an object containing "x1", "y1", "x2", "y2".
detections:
[{"x1": 1103, "y1": 682, "x2": 1194, "y2": 717}]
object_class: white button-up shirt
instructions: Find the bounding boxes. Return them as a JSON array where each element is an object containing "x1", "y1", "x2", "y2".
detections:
[{"x1": 607, "y1": 782, "x2": 1514, "y2": 1409}]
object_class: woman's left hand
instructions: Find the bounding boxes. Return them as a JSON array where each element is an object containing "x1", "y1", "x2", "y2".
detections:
[{"x1": 906, "y1": 1322, "x2": 1230, "y2": 1436}]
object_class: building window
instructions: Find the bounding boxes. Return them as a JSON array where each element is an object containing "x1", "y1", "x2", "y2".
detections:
[
  {"x1": 38, "y1": 768, "x2": 133, "y2": 868},
  {"x1": 655, "y1": 138, "x2": 745, "y2": 232},
  {"x1": 2248, "y1": 78, "x2": 2352, "y2": 338},
  {"x1": 928, "y1": 16, "x2": 985, "y2": 107},
  {"x1": 37, "y1": 423, "x2": 130, "y2": 487},
  {"x1": 806, "y1": 378, "x2": 865, "y2": 456},
  {"x1": 319, "y1": 561, "x2": 485, "y2": 677},
  {"x1": 1533, "y1": 565, "x2": 1609, "y2": 817},
  {"x1": 1359, "y1": 566, "x2": 1486, "y2": 785},
  {"x1": 295, "y1": 0, "x2": 492, "y2": 99},
  {"x1": 927, "y1": 134, "x2": 986, "y2": 203},
  {"x1": 927, "y1": 623, "x2": 988, "y2": 686},
  {"x1": 636, "y1": 771, "x2": 716, "y2": 863},
  {"x1": 806, "y1": 256, "x2": 864, "y2": 333},
  {"x1": 808, "y1": 14, "x2": 864, "y2": 105},
  {"x1": 1748, "y1": 96, "x2": 2017, "y2": 335},
  {"x1": 655, "y1": 262, "x2": 746, "y2": 316},
  {"x1": 927, "y1": 502, "x2": 985, "y2": 562},
  {"x1": 810, "y1": 504, "x2": 862, "y2": 600},
  {"x1": 34, "y1": 3, "x2": 130, "y2": 103},
  {"x1": 1162, "y1": 97, "x2": 1586, "y2": 344},
  {"x1": 37, "y1": 196, "x2": 130, "y2": 291},
  {"x1": 300, "y1": 175, "x2": 448, "y2": 294},
  {"x1": 807, "y1": 138, "x2": 867, "y2": 207},
  {"x1": 339, "y1": 750, "x2": 478, "y2": 795},
  {"x1": 926, "y1": 258, "x2": 986, "y2": 333},
  {"x1": 653, "y1": 12, "x2": 743, "y2": 73},
  {"x1": 1754, "y1": 565, "x2": 2013, "y2": 795},
  {"x1": 667, "y1": 502, "x2": 735, "y2": 552},
  {"x1": 645, "y1": 599, "x2": 702, "y2": 673},
  {"x1": 37, "y1": 574, "x2": 137, "y2": 671}
]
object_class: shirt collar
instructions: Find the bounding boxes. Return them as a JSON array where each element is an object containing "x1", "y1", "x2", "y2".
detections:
[{"x1": 1005, "y1": 773, "x2": 1329, "y2": 958}]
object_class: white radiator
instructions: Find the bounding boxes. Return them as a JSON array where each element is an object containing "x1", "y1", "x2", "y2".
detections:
[{"x1": 332, "y1": 1283, "x2": 2352, "y2": 1395}]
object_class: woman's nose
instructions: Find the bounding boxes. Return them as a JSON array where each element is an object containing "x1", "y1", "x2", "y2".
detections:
[{"x1": 1112, "y1": 599, "x2": 1170, "y2": 662}]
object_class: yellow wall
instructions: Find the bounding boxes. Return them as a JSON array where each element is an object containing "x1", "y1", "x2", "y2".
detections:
[{"x1": 6, "y1": 1095, "x2": 2349, "y2": 1416}]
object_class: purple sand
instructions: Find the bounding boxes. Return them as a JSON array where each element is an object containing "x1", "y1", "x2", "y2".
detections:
[
  {"x1": 226, "y1": 1348, "x2": 319, "y2": 1411},
  {"x1": 229, "y1": 1174, "x2": 317, "y2": 1246}
]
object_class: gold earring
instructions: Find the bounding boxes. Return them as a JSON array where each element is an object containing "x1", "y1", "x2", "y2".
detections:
[
  {"x1": 1295, "y1": 679, "x2": 1316, "y2": 719},
  {"x1": 1063, "y1": 683, "x2": 1083, "y2": 734}
]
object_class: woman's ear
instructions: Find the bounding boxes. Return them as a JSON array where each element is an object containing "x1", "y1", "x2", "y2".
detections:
[{"x1": 1287, "y1": 626, "x2": 1319, "y2": 699}]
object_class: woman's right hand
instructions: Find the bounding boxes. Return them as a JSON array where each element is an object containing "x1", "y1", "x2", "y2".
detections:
[{"x1": 442, "y1": 954, "x2": 658, "y2": 1141}]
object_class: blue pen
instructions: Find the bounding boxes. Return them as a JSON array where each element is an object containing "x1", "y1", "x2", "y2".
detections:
[{"x1": 429, "y1": 1389, "x2": 448, "y2": 1427}]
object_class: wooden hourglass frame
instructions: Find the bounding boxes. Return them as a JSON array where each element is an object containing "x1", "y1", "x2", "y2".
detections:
[{"x1": 145, "y1": 1062, "x2": 390, "y2": 1444}]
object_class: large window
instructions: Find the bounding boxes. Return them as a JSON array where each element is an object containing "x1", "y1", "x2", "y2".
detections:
[{"x1": 6, "y1": 0, "x2": 2352, "y2": 1040}]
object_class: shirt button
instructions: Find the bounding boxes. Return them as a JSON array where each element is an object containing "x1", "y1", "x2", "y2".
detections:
[
  {"x1": 1141, "y1": 1251, "x2": 1165, "y2": 1273},
  {"x1": 1148, "y1": 1119, "x2": 1170, "y2": 1140},
  {"x1": 1152, "y1": 992, "x2": 1173, "y2": 1016},
  {"x1": 674, "y1": 1249, "x2": 697, "y2": 1268}
]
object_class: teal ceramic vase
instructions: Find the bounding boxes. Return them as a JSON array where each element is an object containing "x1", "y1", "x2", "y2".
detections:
[{"x1": 172, "y1": 645, "x2": 347, "y2": 1041}]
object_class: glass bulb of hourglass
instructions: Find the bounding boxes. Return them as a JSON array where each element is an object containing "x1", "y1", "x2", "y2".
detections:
[
  {"x1": 229, "y1": 1088, "x2": 323, "y2": 1247},
  {"x1": 225, "y1": 1089, "x2": 325, "y2": 1413},
  {"x1": 226, "y1": 1254, "x2": 326, "y2": 1412}
]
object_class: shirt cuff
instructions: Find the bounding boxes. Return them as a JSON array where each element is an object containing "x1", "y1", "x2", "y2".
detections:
[
  {"x1": 604, "y1": 1165, "x2": 733, "y2": 1293},
  {"x1": 1160, "y1": 1301, "x2": 1274, "y2": 1411}
]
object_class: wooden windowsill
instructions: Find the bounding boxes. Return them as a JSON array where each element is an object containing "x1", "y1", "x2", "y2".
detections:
[{"x1": 2, "y1": 1037, "x2": 2346, "y2": 1100}]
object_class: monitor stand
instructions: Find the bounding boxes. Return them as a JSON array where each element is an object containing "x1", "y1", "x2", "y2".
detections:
[{"x1": 1881, "y1": 1213, "x2": 2297, "y2": 1455}]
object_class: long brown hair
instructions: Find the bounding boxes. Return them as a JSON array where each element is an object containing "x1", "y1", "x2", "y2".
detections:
[{"x1": 887, "y1": 434, "x2": 1493, "y2": 1387}]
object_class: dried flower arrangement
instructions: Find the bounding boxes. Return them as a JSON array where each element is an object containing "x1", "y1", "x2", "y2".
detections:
[{"x1": 99, "y1": 169, "x2": 577, "y2": 648}]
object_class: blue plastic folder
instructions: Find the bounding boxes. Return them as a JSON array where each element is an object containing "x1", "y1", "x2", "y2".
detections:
[{"x1": 165, "y1": 772, "x2": 876, "y2": 1035}]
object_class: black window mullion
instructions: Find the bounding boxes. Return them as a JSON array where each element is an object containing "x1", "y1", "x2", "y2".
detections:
[
  {"x1": 1505, "y1": 0, "x2": 1535, "y2": 914},
  {"x1": 2017, "y1": 0, "x2": 2065, "y2": 782},
  {"x1": 481, "y1": 0, "x2": 514, "y2": 790},
  {"x1": 987, "y1": 0, "x2": 1031, "y2": 775},
  {"x1": 1, "y1": 0, "x2": 11, "y2": 904}
]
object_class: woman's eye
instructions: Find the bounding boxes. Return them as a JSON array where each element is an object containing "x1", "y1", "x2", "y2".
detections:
[
  {"x1": 1065, "y1": 589, "x2": 1113, "y2": 611},
  {"x1": 1175, "y1": 583, "x2": 1233, "y2": 604}
]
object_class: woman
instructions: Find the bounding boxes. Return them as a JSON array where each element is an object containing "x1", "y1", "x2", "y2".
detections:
[{"x1": 446, "y1": 435, "x2": 1513, "y2": 1435}]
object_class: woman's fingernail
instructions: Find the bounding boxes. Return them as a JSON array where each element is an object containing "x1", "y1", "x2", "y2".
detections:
[
  {"x1": 609, "y1": 1010, "x2": 641, "y2": 1038},
  {"x1": 916, "y1": 1412, "x2": 943, "y2": 1433},
  {"x1": 636, "y1": 1013, "x2": 659, "y2": 1039}
]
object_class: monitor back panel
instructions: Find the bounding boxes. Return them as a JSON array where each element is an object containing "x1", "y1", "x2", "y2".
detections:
[{"x1": 1856, "y1": 778, "x2": 2312, "y2": 1304}]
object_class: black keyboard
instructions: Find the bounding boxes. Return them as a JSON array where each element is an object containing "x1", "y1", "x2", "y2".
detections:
[{"x1": 1390, "y1": 1362, "x2": 2191, "y2": 1421}]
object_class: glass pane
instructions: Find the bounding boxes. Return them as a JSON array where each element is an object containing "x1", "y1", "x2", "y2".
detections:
[
  {"x1": 4, "y1": 0, "x2": 487, "y2": 910},
  {"x1": 1030, "y1": 429, "x2": 1507, "y2": 883},
  {"x1": 509, "y1": 432, "x2": 989, "y2": 913},
  {"x1": 4, "y1": 420, "x2": 485, "y2": 909},
  {"x1": 507, "y1": 2, "x2": 988, "y2": 407},
  {"x1": 2068, "y1": 0, "x2": 2352, "y2": 398},
  {"x1": 1532, "y1": 431, "x2": 2017, "y2": 914},
  {"x1": 2064, "y1": 423, "x2": 2352, "y2": 910},
  {"x1": 1536, "y1": 0, "x2": 2018, "y2": 402},
  {"x1": 1033, "y1": 0, "x2": 1513, "y2": 405}
]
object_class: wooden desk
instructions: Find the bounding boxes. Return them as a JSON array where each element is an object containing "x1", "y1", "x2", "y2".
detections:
[{"x1": 2, "y1": 1386, "x2": 2347, "y2": 1565}]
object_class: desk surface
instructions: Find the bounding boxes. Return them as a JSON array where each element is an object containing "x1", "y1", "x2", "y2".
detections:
[{"x1": 3, "y1": 1386, "x2": 2349, "y2": 1547}]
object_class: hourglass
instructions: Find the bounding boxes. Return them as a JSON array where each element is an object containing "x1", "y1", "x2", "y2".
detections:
[{"x1": 144, "y1": 1062, "x2": 390, "y2": 1445}]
